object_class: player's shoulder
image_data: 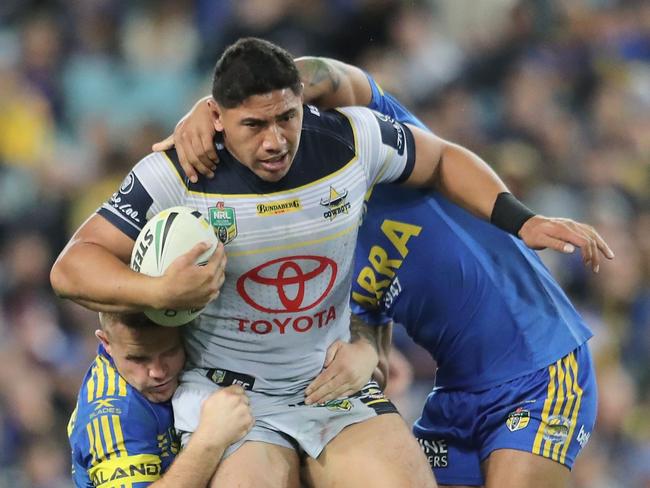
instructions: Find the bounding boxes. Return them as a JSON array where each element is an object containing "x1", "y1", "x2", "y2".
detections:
[
  {"x1": 301, "y1": 104, "x2": 357, "y2": 149},
  {"x1": 300, "y1": 104, "x2": 392, "y2": 156},
  {"x1": 333, "y1": 104, "x2": 384, "y2": 127},
  {"x1": 131, "y1": 150, "x2": 175, "y2": 172},
  {"x1": 111, "y1": 149, "x2": 186, "y2": 208},
  {"x1": 73, "y1": 353, "x2": 148, "y2": 426},
  {"x1": 117, "y1": 149, "x2": 187, "y2": 194}
]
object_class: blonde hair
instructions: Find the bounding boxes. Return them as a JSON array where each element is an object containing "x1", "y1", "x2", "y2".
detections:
[{"x1": 98, "y1": 312, "x2": 159, "y2": 331}]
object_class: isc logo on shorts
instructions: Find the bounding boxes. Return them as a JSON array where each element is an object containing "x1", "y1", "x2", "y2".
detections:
[{"x1": 417, "y1": 438, "x2": 448, "y2": 468}]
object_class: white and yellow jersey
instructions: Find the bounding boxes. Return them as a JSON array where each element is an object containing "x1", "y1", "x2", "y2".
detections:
[{"x1": 98, "y1": 105, "x2": 416, "y2": 394}]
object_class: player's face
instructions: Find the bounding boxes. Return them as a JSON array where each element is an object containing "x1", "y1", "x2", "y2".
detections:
[
  {"x1": 101, "y1": 324, "x2": 186, "y2": 403},
  {"x1": 210, "y1": 88, "x2": 303, "y2": 182}
]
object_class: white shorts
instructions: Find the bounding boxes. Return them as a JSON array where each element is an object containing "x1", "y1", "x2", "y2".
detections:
[{"x1": 172, "y1": 367, "x2": 397, "y2": 459}]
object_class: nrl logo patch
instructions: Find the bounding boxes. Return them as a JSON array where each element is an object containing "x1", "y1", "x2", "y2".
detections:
[
  {"x1": 506, "y1": 407, "x2": 531, "y2": 432},
  {"x1": 208, "y1": 202, "x2": 237, "y2": 245},
  {"x1": 320, "y1": 186, "x2": 351, "y2": 221}
]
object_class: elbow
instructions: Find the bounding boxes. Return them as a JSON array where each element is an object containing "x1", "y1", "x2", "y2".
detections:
[{"x1": 50, "y1": 254, "x2": 75, "y2": 299}]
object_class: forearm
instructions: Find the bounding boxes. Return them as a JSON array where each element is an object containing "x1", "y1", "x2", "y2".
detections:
[
  {"x1": 350, "y1": 313, "x2": 380, "y2": 350},
  {"x1": 434, "y1": 142, "x2": 508, "y2": 219},
  {"x1": 150, "y1": 436, "x2": 226, "y2": 488},
  {"x1": 51, "y1": 241, "x2": 158, "y2": 312},
  {"x1": 350, "y1": 314, "x2": 391, "y2": 389},
  {"x1": 406, "y1": 126, "x2": 509, "y2": 220},
  {"x1": 374, "y1": 322, "x2": 392, "y2": 390}
]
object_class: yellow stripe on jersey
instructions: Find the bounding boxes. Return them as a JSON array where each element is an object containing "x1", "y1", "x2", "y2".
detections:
[
  {"x1": 162, "y1": 147, "x2": 359, "y2": 198},
  {"x1": 532, "y1": 353, "x2": 582, "y2": 463},
  {"x1": 339, "y1": 106, "x2": 411, "y2": 192},
  {"x1": 100, "y1": 416, "x2": 115, "y2": 459},
  {"x1": 542, "y1": 360, "x2": 564, "y2": 457},
  {"x1": 100, "y1": 355, "x2": 117, "y2": 397},
  {"x1": 552, "y1": 355, "x2": 576, "y2": 461},
  {"x1": 86, "y1": 422, "x2": 97, "y2": 465},
  {"x1": 95, "y1": 357, "x2": 107, "y2": 400},
  {"x1": 91, "y1": 417, "x2": 107, "y2": 461},
  {"x1": 117, "y1": 374, "x2": 128, "y2": 397},
  {"x1": 544, "y1": 358, "x2": 566, "y2": 458},
  {"x1": 371, "y1": 154, "x2": 391, "y2": 191},
  {"x1": 68, "y1": 405, "x2": 78, "y2": 438},
  {"x1": 102, "y1": 354, "x2": 128, "y2": 397},
  {"x1": 88, "y1": 453, "x2": 162, "y2": 488},
  {"x1": 560, "y1": 353, "x2": 583, "y2": 464},
  {"x1": 227, "y1": 222, "x2": 357, "y2": 258},
  {"x1": 88, "y1": 355, "x2": 127, "y2": 401},
  {"x1": 86, "y1": 366, "x2": 96, "y2": 403},
  {"x1": 337, "y1": 108, "x2": 359, "y2": 168},
  {"x1": 532, "y1": 363, "x2": 556, "y2": 455},
  {"x1": 365, "y1": 399, "x2": 390, "y2": 406},
  {"x1": 86, "y1": 414, "x2": 129, "y2": 467},
  {"x1": 112, "y1": 415, "x2": 128, "y2": 457}
]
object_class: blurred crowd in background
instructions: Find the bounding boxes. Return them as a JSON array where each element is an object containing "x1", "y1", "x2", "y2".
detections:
[{"x1": 0, "y1": 0, "x2": 648, "y2": 486}]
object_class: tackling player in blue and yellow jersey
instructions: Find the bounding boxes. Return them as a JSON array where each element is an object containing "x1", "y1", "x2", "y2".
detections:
[
  {"x1": 308, "y1": 59, "x2": 600, "y2": 488},
  {"x1": 160, "y1": 56, "x2": 613, "y2": 488},
  {"x1": 68, "y1": 312, "x2": 253, "y2": 487}
]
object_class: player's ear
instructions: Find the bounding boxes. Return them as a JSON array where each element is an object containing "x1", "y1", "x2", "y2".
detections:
[
  {"x1": 207, "y1": 98, "x2": 224, "y2": 132},
  {"x1": 95, "y1": 329, "x2": 111, "y2": 353}
]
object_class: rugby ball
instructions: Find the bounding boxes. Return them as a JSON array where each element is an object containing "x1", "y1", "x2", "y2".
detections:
[{"x1": 130, "y1": 206, "x2": 219, "y2": 326}]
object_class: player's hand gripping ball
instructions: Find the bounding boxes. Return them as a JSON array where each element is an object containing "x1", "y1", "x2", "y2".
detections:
[{"x1": 130, "y1": 206, "x2": 218, "y2": 326}]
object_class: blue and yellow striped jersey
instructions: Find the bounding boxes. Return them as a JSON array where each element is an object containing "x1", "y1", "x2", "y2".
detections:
[
  {"x1": 350, "y1": 75, "x2": 593, "y2": 391},
  {"x1": 68, "y1": 346, "x2": 179, "y2": 487}
]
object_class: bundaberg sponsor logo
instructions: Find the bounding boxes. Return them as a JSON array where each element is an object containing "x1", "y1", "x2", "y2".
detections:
[{"x1": 256, "y1": 198, "x2": 302, "y2": 216}]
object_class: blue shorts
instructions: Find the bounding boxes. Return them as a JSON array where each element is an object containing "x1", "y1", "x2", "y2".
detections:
[{"x1": 413, "y1": 344, "x2": 596, "y2": 486}]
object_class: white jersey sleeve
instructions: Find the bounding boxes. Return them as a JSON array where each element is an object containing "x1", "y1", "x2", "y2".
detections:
[
  {"x1": 97, "y1": 151, "x2": 187, "y2": 240},
  {"x1": 336, "y1": 106, "x2": 416, "y2": 188}
]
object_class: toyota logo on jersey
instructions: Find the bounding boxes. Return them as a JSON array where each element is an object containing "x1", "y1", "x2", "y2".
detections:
[{"x1": 237, "y1": 256, "x2": 337, "y2": 313}]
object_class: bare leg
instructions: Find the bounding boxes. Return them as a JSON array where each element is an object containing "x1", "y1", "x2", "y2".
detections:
[
  {"x1": 304, "y1": 413, "x2": 437, "y2": 488},
  {"x1": 209, "y1": 441, "x2": 301, "y2": 488},
  {"x1": 483, "y1": 449, "x2": 570, "y2": 488}
]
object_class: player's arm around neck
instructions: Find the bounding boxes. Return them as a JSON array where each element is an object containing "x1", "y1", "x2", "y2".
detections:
[
  {"x1": 295, "y1": 56, "x2": 372, "y2": 108},
  {"x1": 404, "y1": 125, "x2": 508, "y2": 220}
]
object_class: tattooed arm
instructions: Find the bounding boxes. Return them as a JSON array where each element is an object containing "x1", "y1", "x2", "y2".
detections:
[
  {"x1": 350, "y1": 314, "x2": 392, "y2": 390},
  {"x1": 304, "y1": 314, "x2": 392, "y2": 404},
  {"x1": 295, "y1": 56, "x2": 372, "y2": 108}
]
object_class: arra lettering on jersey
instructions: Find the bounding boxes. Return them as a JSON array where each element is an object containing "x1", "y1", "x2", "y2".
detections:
[{"x1": 352, "y1": 218, "x2": 422, "y2": 311}]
